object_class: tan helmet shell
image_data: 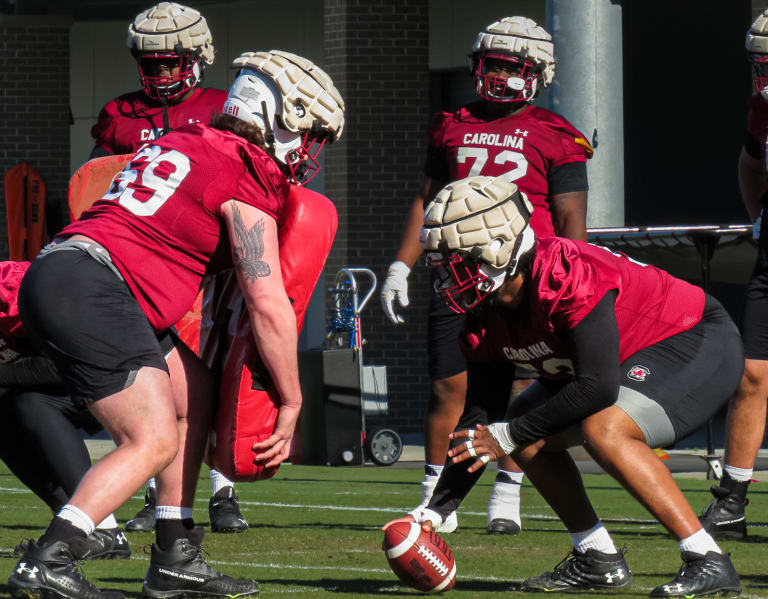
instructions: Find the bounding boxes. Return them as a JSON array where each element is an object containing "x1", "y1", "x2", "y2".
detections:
[
  {"x1": 232, "y1": 50, "x2": 345, "y2": 142},
  {"x1": 473, "y1": 16, "x2": 555, "y2": 87},
  {"x1": 747, "y1": 10, "x2": 768, "y2": 54},
  {"x1": 420, "y1": 176, "x2": 534, "y2": 270},
  {"x1": 127, "y1": 2, "x2": 214, "y2": 65}
]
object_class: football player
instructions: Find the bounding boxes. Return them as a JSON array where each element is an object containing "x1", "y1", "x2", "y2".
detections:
[
  {"x1": 89, "y1": 2, "x2": 227, "y2": 159},
  {"x1": 0, "y1": 261, "x2": 131, "y2": 560},
  {"x1": 9, "y1": 50, "x2": 344, "y2": 599},
  {"x1": 90, "y1": 2, "x2": 245, "y2": 534},
  {"x1": 697, "y1": 9, "x2": 768, "y2": 540},
  {"x1": 387, "y1": 175, "x2": 743, "y2": 597},
  {"x1": 380, "y1": 16, "x2": 591, "y2": 534}
]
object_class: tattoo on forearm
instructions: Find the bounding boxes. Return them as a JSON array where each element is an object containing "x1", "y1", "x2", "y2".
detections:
[{"x1": 231, "y1": 204, "x2": 271, "y2": 281}]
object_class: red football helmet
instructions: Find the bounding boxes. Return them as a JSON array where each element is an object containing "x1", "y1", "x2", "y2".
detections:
[
  {"x1": 420, "y1": 176, "x2": 535, "y2": 314},
  {"x1": 471, "y1": 16, "x2": 555, "y2": 104},
  {"x1": 127, "y1": 3, "x2": 214, "y2": 102}
]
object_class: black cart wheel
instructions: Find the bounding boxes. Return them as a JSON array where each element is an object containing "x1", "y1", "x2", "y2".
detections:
[{"x1": 365, "y1": 428, "x2": 403, "y2": 466}]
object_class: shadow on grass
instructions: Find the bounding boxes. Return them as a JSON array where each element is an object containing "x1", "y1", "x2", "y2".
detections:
[{"x1": 258, "y1": 577, "x2": 525, "y2": 594}]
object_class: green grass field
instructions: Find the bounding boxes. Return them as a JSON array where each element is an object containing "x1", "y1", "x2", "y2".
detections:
[{"x1": 0, "y1": 462, "x2": 765, "y2": 598}]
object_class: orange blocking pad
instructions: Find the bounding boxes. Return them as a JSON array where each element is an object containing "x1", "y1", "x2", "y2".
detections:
[{"x1": 4, "y1": 163, "x2": 47, "y2": 261}]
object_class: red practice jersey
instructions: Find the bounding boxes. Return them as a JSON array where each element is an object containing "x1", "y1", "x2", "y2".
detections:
[
  {"x1": 426, "y1": 103, "x2": 593, "y2": 238},
  {"x1": 63, "y1": 123, "x2": 290, "y2": 331},
  {"x1": 91, "y1": 87, "x2": 228, "y2": 155},
  {"x1": 461, "y1": 237, "x2": 705, "y2": 378},
  {"x1": 0, "y1": 260, "x2": 35, "y2": 363}
]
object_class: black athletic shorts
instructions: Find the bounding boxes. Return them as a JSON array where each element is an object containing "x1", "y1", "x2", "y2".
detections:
[
  {"x1": 461, "y1": 295, "x2": 743, "y2": 448},
  {"x1": 742, "y1": 264, "x2": 768, "y2": 360},
  {"x1": 427, "y1": 291, "x2": 467, "y2": 380},
  {"x1": 19, "y1": 249, "x2": 169, "y2": 405}
]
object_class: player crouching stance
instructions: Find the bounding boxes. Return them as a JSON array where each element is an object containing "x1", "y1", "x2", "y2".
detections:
[
  {"x1": 8, "y1": 50, "x2": 343, "y2": 599},
  {"x1": 387, "y1": 175, "x2": 743, "y2": 597}
]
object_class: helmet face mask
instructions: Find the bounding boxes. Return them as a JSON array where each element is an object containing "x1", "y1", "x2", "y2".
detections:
[
  {"x1": 137, "y1": 49, "x2": 202, "y2": 101},
  {"x1": 750, "y1": 54, "x2": 768, "y2": 99},
  {"x1": 428, "y1": 250, "x2": 508, "y2": 314},
  {"x1": 474, "y1": 51, "x2": 542, "y2": 103}
]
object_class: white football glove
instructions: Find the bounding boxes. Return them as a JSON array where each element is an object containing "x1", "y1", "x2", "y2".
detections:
[
  {"x1": 408, "y1": 506, "x2": 444, "y2": 529},
  {"x1": 381, "y1": 261, "x2": 411, "y2": 324}
]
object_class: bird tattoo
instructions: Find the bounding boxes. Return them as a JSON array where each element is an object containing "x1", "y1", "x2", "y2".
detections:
[{"x1": 232, "y1": 204, "x2": 271, "y2": 281}]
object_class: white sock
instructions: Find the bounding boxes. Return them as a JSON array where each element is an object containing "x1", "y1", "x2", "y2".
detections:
[
  {"x1": 96, "y1": 514, "x2": 118, "y2": 530},
  {"x1": 156, "y1": 505, "x2": 194, "y2": 520},
  {"x1": 679, "y1": 528, "x2": 721, "y2": 555},
  {"x1": 147, "y1": 478, "x2": 156, "y2": 490},
  {"x1": 57, "y1": 504, "x2": 95, "y2": 536},
  {"x1": 570, "y1": 521, "x2": 617, "y2": 554},
  {"x1": 724, "y1": 464, "x2": 753, "y2": 482},
  {"x1": 487, "y1": 469, "x2": 523, "y2": 525},
  {"x1": 210, "y1": 469, "x2": 235, "y2": 495},
  {"x1": 425, "y1": 463, "x2": 444, "y2": 477}
]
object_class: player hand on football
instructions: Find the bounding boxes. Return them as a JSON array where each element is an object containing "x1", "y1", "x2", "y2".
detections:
[
  {"x1": 381, "y1": 261, "x2": 411, "y2": 324},
  {"x1": 449, "y1": 423, "x2": 516, "y2": 473},
  {"x1": 382, "y1": 508, "x2": 442, "y2": 533}
]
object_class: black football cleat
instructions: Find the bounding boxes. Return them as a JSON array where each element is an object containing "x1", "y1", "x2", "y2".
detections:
[
  {"x1": 126, "y1": 487, "x2": 157, "y2": 533},
  {"x1": 699, "y1": 486, "x2": 748, "y2": 540},
  {"x1": 208, "y1": 487, "x2": 248, "y2": 533},
  {"x1": 8, "y1": 537, "x2": 125, "y2": 599},
  {"x1": 84, "y1": 528, "x2": 131, "y2": 560},
  {"x1": 142, "y1": 528, "x2": 259, "y2": 598},
  {"x1": 649, "y1": 551, "x2": 741, "y2": 598},
  {"x1": 522, "y1": 547, "x2": 632, "y2": 592},
  {"x1": 487, "y1": 518, "x2": 521, "y2": 535}
]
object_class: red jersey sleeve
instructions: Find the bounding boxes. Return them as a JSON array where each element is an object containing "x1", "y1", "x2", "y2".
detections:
[
  {"x1": 548, "y1": 120, "x2": 594, "y2": 168},
  {"x1": 91, "y1": 102, "x2": 119, "y2": 154},
  {"x1": 227, "y1": 145, "x2": 289, "y2": 221},
  {"x1": 535, "y1": 240, "x2": 616, "y2": 331},
  {"x1": 424, "y1": 111, "x2": 452, "y2": 181}
]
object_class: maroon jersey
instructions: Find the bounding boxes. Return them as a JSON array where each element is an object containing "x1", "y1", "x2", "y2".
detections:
[
  {"x1": 426, "y1": 103, "x2": 593, "y2": 238},
  {"x1": 461, "y1": 237, "x2": 705, "y2": 378},
  {"x1": 63, "y1": 123, "x2": 290, "y2": 331},
  {"x1": 91, "y1": 87, "x2": 228, "y2": 155},
  {"x1": 0, "y1": 260, "x2": 35, "y2": 363}
]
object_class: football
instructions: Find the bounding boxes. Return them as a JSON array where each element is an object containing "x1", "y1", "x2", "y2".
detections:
[{"x1": 382, "y1": 521, "x2": 456, "y2": 593}]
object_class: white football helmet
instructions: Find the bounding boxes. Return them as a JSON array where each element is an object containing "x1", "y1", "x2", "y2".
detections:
[
  {"x1": 223, "y1": 50, "x2": 345, "y2": 185},
  {"x1": 127, "y1": 2, "x2": 214, "y2": 101},
  {"x1": 420, "y1": 176, "x2": 535, "y2": 313},
  {"x1": 747, "y1": 10, "x2": 768, "y2": 99},
  {"x1": 471, "y1": 16, "x2": 555, "y2": 104}
]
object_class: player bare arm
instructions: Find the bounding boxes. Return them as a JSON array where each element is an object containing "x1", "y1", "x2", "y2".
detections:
[
  {"x1": 231, "y1": 204, "x2": 271, "y2": 280},
  {"x1": 738, "y1": 146, "x2": 765, "y2": 222},
  {"x1": 550, "y1": 190, "x2": 588, "y2": 241},
  {"x1": 222, "y1": 199, "x2": 303, "y2": 468}
]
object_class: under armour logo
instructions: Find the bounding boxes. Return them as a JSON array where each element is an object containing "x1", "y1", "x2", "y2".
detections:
[
  {"x1": 116, "y1": 532, "x2": 128, "y2": 544},
  {"x1": 604, "y1": 568, "x2": 625, "y2": 583},
  {"x1": 514, "y1": 128, "x2": 529, "y2": 136},
  {"x1": 16, "y1": 562, "x2": 39, "y2": 578},
  {"x1": 662, "y1": 583, "x2": 684, "y2": 593}
]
